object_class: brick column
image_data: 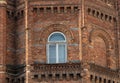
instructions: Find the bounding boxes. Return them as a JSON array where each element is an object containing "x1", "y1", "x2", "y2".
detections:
[
  {"x1": 81, "y1": 26, "x2": 90, "y2": 62},
  {"x1": 118, "y1": 2, "x2": 120, "y2": 72},
  {"x1": 81, "y1": 62, "x2": 91, "y2": 83},
  {"x1": 0, "y1": 0, "x2": 7, "y2": 83}
]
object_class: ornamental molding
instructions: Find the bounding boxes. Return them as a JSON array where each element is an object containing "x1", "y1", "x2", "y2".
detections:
[{"x1": 39, "y1": 24, "x2": 75, "y2": 44}]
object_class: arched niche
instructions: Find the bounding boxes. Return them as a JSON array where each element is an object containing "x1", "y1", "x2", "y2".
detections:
[{"x1": 89, "y1": 28, "x2": 114, "y2": 67}]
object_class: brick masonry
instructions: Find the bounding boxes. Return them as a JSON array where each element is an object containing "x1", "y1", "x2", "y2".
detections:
[
  {"x1": 0, "y1": 1, "x2": 7, "y2": 83},
  {"x1": 0, "y1": 0, "x2": 120, "y2": 83}
]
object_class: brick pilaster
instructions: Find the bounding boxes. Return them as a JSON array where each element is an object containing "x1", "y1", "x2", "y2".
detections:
[
  {"x1": 0, "y1": 0, "x2": 7, "y2": 83},
  {"x1": 81, "y1": 62, "x2": 91, "y2": 83}
]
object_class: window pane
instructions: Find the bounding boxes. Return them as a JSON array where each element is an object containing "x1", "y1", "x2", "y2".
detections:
[
  {"x1": 49, "y1": 33, "x2": 65, "y2": 42},
  {"x1": 58, "y1": 44, "x2": 66, "y2": 63},
  {"x1": 49, "y1": 44, "x2": 56, "y2": 63}
]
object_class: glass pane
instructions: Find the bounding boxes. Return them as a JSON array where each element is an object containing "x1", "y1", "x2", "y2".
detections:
[
  {"x1": 49, "y1": 33, "x2": 65, "y2": 42},
  {"x1": 49, "y1": 44, "x2": 56, "y2": 63},
  {"x1": 58, "y1": 44, "x2": 66, "y2": 63}
]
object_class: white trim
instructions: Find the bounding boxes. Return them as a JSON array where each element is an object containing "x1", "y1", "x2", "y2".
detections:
[
  {"x1": 47, "y1": 43, "x2": 67, "y2": 63},
  {"x1": 47, "y1": 32, "x2": 67, "y2": 64},
  {"x1": 48, "y1": 32, "x2": 66, "y2": 42},
  {"x1": 46, "y1": 44, "x2": 49, "y2": 63},
  {"x1": 0, "y1": 65, "x2": 3, "y2": 67},
  {"x1": 65, "y1": 44, "x2": 67, "y2": 63},
  {"x1": 0, "y1": 72, "x2": 5, "y2": 74},
  {"x1": 56, "y1": 44, "x2": 58, "y2": 63}
]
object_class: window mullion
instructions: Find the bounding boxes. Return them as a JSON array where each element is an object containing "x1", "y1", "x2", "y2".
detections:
[{"x1": 65, "y1": 44, "x2": 67, "y2": 63}]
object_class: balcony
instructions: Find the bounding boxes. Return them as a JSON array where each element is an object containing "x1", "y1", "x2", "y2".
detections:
[
  {"x1": 31, "y1": 62, "x2": 120, "y2": 82},
  {"x1": 31, "y1": 63, "x2": 82, "y2": 81},
  {"x1": 90, "y1": 64, "x2": 120, "y2": 80}
]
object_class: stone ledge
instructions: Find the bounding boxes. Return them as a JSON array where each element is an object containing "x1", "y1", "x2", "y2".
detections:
[
  {"x1": 0, "y1": 65, "x2": 5, "y2": 71},
  {"x1": 0, "y1": 0, "x2": 7, "y2": 4}
]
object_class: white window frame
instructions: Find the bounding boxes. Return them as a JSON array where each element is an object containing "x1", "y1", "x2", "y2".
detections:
[{"x1": 47, "y1": 32, "x2": 67, "y2": 64}]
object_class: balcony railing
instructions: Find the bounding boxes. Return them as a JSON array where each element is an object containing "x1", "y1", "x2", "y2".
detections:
[
  {"x1": 31, "y1": 62, "x2": 120, "y2": 81},
  {"x1": 31, "y1": 63, "x2": 82, "y2": 80},
  {"x1": 90, "y1": 63, "x2": 119, "y2": 79}
]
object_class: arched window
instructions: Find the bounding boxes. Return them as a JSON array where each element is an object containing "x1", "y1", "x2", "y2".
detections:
[{"x1": 47, "y1": 32, "x2": 67, "y2": 64}]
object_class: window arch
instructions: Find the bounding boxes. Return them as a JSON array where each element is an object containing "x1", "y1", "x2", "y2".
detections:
[{"x1": 47, "y1": 32, "x2": 67, "y2": 64}]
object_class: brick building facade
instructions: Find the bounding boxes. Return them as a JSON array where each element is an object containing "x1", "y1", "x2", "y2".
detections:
[{"x1": 0, "y1": 0, "x2": 120, "y2": 83}]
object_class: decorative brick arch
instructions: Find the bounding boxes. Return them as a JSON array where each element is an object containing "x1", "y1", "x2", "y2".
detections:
[
  {"x1": 89, "y1": 28, "x2": 114, "y2": 68},
  {"x1": 89, "y1": 28, "x2": 113, "y2": 50},
  {"x1": 39, "y1": 24, "x2": 74, "y2": 44}
]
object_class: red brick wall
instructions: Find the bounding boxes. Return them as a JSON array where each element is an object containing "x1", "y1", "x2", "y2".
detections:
[
  {"x1": 83, "y1": 0, "x2": 117, "y2": 69},
  {"x1": 118, "y1": 0, "x2": 120, "y2": 69},
  {"x1": 118, "y1": 0, "x2": 120, "y2": 8},
  {"x1": 6, "y1": 17, "x2": 16, "y2": 64},
  {"x1": 91, "y1": 37, "x2": 107, "y2": 66},
  {"x1": 16, "y1": 18, "x2": 25, "y2": 64},
  {"x1": 1, "y1": 0, "x2": 119, "y2": 83},
  {"x1": 0, "y1": 2, "x2": 7, "y2": 83},
  {"x1": 15, "y1": 0, "x2": 119, "y2": 70},
  {"x1": 7, "y1": 0, "x2": 119, "y2": 68},
  {"x1": 0, "y1": 4, "x2": 6, "y2": 66},
  {"x1": 28, "y1": 7, "x2": 80, "y2": 64}
]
